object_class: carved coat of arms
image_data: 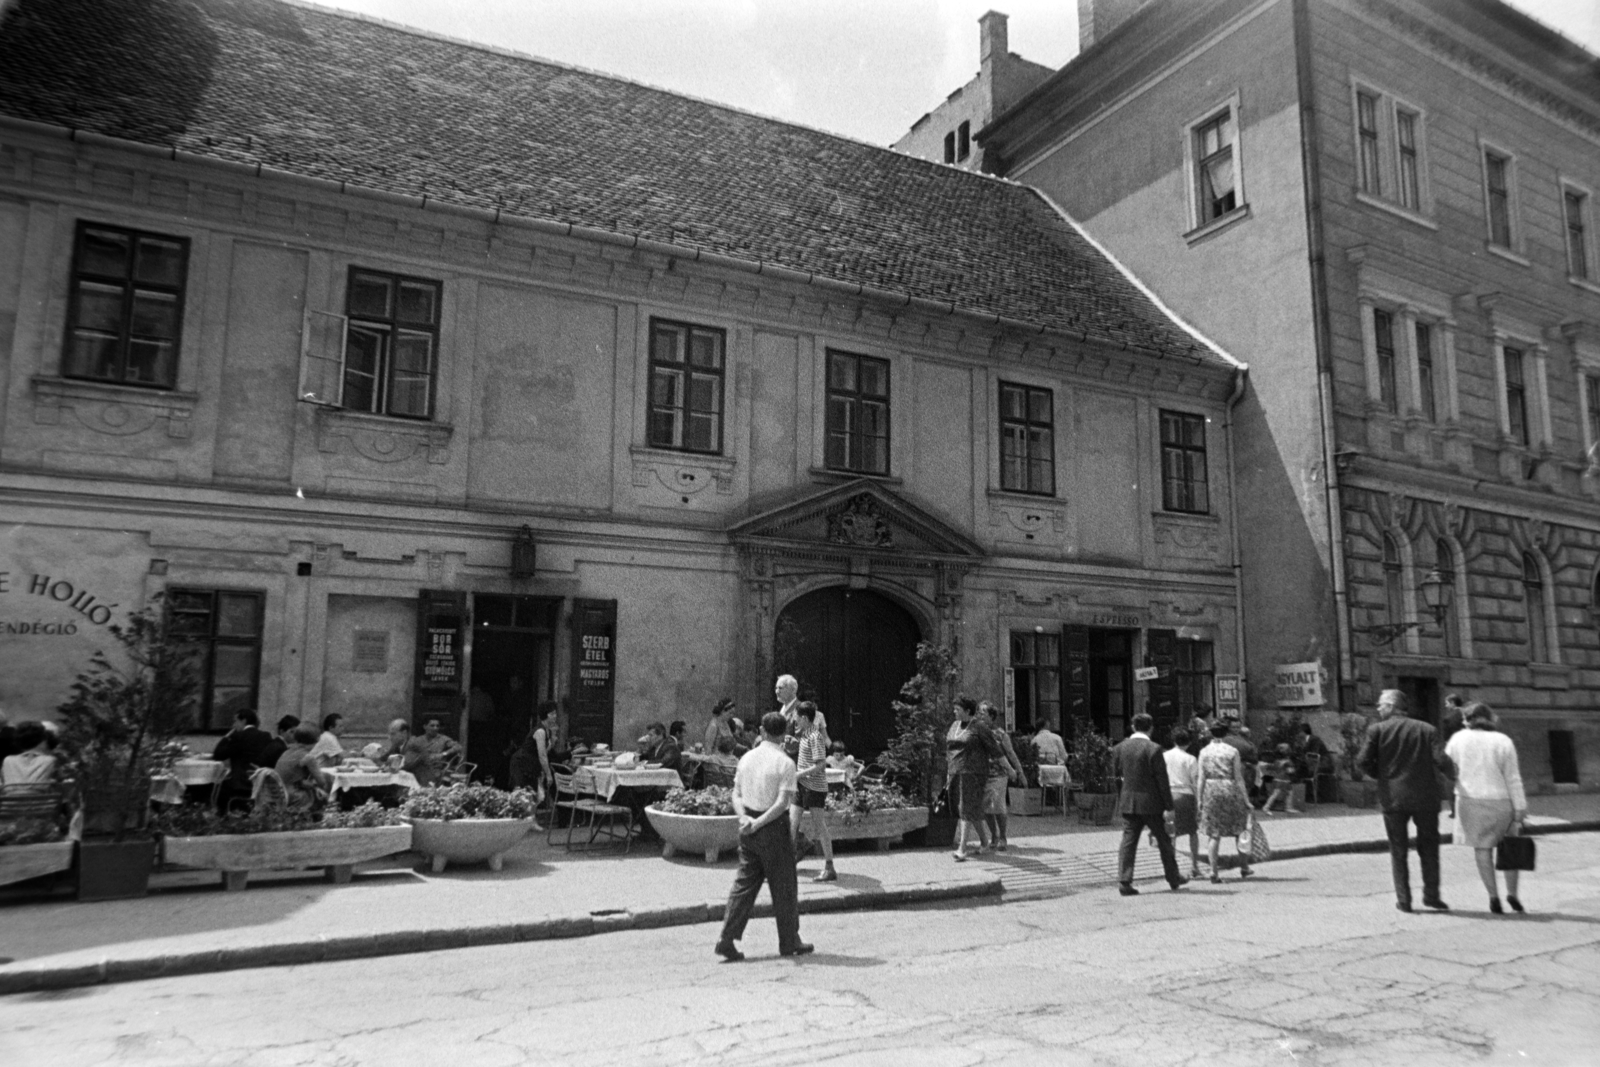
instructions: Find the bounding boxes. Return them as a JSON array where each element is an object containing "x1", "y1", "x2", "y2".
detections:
[{"x1": 827, "y1": 494, "x2": 893, "y2": 548}]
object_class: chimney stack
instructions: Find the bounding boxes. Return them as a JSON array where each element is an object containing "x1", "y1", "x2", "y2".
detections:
[
  {"x1": 1079, "y1": 0, "x2": 1148, "y2": 50},
  {"x1": 980, "y1": 10, "x2": 1009, "y2": 69}
]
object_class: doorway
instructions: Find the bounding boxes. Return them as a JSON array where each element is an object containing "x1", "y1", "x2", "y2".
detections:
[
  {"x1": 1397, "y1": 675, "x2": 1441, "y2": 728},
  {"x1": 774, "y1": 587, "x2": 921, "y2": 762},
  {"x1": 468, "y1": 595, "x2": 559, "y2": 786},
  {"x1": 1089, "y1": 629, "x2": 1135, "y2": 740}
]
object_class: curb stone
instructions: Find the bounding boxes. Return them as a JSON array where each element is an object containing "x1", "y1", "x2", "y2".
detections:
[{"x1": 0, "y1": 875, "x2": 1002, "y2": 997}]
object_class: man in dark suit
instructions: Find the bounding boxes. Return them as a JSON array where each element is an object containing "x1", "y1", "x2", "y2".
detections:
[
  {"x1": 211, "y1": 710, "x2": 278, "y2": 813},
  {"x1": 1359, "y1": 689, "x2": 1456, "y2": 912},
  {"x1": 1112, "y1": 712, "x2": 1188, "y2": 896}
]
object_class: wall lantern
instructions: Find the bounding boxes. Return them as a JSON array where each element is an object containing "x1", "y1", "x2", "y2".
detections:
[
  {"x1": 510, "y1": 525, "x2": 537, "y2": 579},
  {"x1": 1419, "y1": 567, "x2": 1452, "y2": 627}
]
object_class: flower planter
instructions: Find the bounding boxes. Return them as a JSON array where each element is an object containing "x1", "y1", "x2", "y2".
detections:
[
  {"x1": 1008, "y1": 786, "x2": 1044, "y2": 816},
  {"x1": 823, "y1": 806, "x2": 929, "y2": 851},
  {"x1": 162, "y1": 824, "x2": 412, "y2": 891},
  {"x1": 0, "y1": 840, "x2": 76, "y2": 888},
  {"x1": 1075, "y1": 790, "x2": 1118, "y2": 825},
  {"x1": 645, "y1": 807, "x2": 742, "y2": 862},
  {"x1": 79, "y1": 837, "x2": 156, "y2": 901},
  {"x1": 409, "y1": 817, "x2": 534, "y2": 872}
]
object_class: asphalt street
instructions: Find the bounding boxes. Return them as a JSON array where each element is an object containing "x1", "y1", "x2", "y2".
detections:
[{"x1": 3, "y1": 832, "x2": 1597, "y2": 1067}]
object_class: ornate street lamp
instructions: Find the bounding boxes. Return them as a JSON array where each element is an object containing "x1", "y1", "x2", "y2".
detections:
[{"x1": 1364, "y1": 567, "x2": 1452, "y2": 646}]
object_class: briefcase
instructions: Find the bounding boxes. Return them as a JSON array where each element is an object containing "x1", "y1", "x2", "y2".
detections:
[{"x1": 1495, "y1": 834, "x2": 1536, "y2": 872}]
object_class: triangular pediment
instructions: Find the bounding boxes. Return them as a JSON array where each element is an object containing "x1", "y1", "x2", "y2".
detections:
[{"x1": 728, "y1": 480, "x2": 984, "y2": 559}]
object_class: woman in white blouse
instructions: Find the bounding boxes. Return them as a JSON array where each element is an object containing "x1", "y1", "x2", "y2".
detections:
[{"x1": 1444, "y1": 703, "x2": 1528, "y2": 914}]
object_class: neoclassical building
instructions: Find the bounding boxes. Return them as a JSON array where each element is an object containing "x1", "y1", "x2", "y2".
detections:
[{"x1": 0, "y1": 0, "x2": 1243, "y2": 771}]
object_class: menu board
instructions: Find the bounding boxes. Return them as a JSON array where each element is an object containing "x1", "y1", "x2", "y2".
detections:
[{"x1": 568, "y1": 598, "x2": 617, "y2": 748}]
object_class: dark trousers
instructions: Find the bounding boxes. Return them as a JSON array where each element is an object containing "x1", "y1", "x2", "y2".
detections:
[
  {"x1": 1118, "y1": 812, "x2": 1183, "y2": 887},
  {"x1": 1382, "y1": 809, "x2": 1441, "y2": 905},
  {"x1": 719, "y1": 811, "x2": 800, "y2": 952}
]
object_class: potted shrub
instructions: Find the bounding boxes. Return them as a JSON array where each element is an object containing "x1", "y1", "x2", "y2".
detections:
[
  {"x1": 55, "y1": 597, "x2": 197, "y2": 900},
  {"x1": 155, "y1": 801, "x2": 412, "y2": 891},
  {"x1": 0, "y1": 802, "x2": 76, "y2": 889},
  {"x1": 822, "y1": 782, "x2": 928, "y2": 850},
  {"x1": 645, "y1": 785, "x2": 741, "y2": 862},
  {"x1": 1337, "y1": 711, "x2": 1378, "y2": 807},
  {"x1": 402, "y1": 783, "x2": 538, "y2": 872},
  {"x1": 1007, "y1": 732, "x2": 1043, "y2": 816},
  {"x1": 1067, "y1": 718, "x2": 1118, "y2": 825},
  {"x1": 881, "y1": 642, "x2": 959, "y2": 848}
]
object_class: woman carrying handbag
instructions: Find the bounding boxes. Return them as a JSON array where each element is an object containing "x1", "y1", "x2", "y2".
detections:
[{"x1": 1444, "y1": 702, "x2": 1529, "y2": 914}]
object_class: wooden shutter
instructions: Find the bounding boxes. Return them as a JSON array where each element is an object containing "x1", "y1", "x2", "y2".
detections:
[
  {"x1": 1064, "y1": 624, "x2": 1090, "y2": 736},
  {"x1": 1146, "y1": 627, "x2": 1179, "y2": 736},
  {"x1": 413, "y1": 589, "x2": 467, "y2": 729},
  {"x1": 568, "y1": 599, "x2": 618, "y2": 748}
]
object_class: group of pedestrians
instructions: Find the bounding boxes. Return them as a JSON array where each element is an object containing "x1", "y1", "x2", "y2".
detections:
[{"x1": 944, "y1": 697, "x2": 1027, "y2": 860}]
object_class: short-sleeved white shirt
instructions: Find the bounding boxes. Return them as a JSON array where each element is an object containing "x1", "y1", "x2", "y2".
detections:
[{"x1": 734, "y1": 739, "x2": 797, "y2": 812}]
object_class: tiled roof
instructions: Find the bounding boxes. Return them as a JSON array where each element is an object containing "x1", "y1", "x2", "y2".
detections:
[{"x1": 0, "y1": 0, "x2": 1234, "y2": 369}]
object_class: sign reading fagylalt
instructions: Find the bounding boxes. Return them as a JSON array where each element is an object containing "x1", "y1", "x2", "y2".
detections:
[
  {"x1": 0, "y1": 570, "x2": 121, "y2": 634},
  {"x1": 1274, "y1": 661, "x2": 1324, "y2": 708}
]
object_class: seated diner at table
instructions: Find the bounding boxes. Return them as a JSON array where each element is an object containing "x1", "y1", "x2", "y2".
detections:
[
  {"x1": 637, "y1": 722, "x2": 683, "y2": 772},
  {"x1": 212, "y1": 710, "x2": 280, "y2": 813},
  {"x1": 1, "y1": 720, "x2": 57, "y2": 786},
  {"x1": 826, "y1": 741, "x2": 862, "y2": 781},
  {"x1": 310, "y1": 713, "x2": 346, "y2": 767},
  {"x1": 406, "y1": 715, "x2": 463, "y2": 786},
  {"x1": 276, "y1": 725, "x2": 332, "y2": 811},
  {"x1": 261, "y1": 715, "x2": 298, "y2": 770}
]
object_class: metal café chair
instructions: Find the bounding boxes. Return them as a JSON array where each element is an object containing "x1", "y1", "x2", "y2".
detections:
[
  {"x1": 566, "y1": 766, "x2": 633, "y2": 853},
  {"x1": 547, "y1": 764, "x2": 582, "y2": 845}
]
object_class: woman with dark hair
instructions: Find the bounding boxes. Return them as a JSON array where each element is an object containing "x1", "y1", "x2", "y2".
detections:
[
  {"x1": 0, "y1": 721, "x2": 56, "y2": 785},
  {"x1": 704, "y1": 697, "x2": 736, "y2": 754},
  {"x1": 1445, "y1": 702, "x2": 1529, "y2": 913},
  {"x1": 1165, "y1": 727, "x2": 1203, "y2": 878},
  {"x1": 946, "y1": 696, "x2": 997, "y2": 861},
  {"x1": 310, "y1": 713, "x2": 345, "y2": 766},
  {"x1": 1195, "y1": 720, "x2": 1254, "y2": 881}
]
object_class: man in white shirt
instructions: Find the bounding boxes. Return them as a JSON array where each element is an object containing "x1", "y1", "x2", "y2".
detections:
[
  {"x1": 1033, "y1": 720, "x2": 1068, "y2": 766},
  {"x1": 715, "y1": 711, "x2": 813, "y2": 962}
]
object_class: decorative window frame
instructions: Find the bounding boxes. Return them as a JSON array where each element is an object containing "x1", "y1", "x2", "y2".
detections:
[
  {"x1": 1380, "y1": 530, "x2": 1421, "y2": 656},
  {"x1": 1478, "y1": 137, "x2": 1527, "y2": 263},
  {"x1": 1480, "y1": 301, "x2": 1550, "y2": 450},
  {"x1": 1348, "y1": 77, "x2": 1435, "y2": 228},
  {"x1": 629, "y1": 303, "x2": 744, "y2": 475},
  {"x1": 807, "y1": 337, "x2": 908, "y2": 484},
  {"x1": 988, "y1": 367, "x2": 1063, "y2": 500},
  {"x1": 1560, "y1": 177, "x2": 1599, "y2": 292},
  {"x1": 1181, "y1": 91, "x2": 1249, "y2": 242},
  {"x1": 1564, "y1": 323, "x2": 1600, "y2": 470},
  {"x1": 1434, "y1": 534, "x2": 1473, "y2": 659},
  {"x1": 1520, "y1": 549, "x2": 1560, "y2": 665},
  {"x1": 1355, "y1": 285, "x2": 1457, "y2": 424}
]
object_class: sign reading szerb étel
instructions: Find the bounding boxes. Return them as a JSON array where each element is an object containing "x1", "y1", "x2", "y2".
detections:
[{"x1": 1274, "y1": 661, "x2": 1323, "y2": 707}]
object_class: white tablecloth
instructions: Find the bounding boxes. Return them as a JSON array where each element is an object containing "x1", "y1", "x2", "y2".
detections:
[
  {"x1": 329, "y1": 770, "x2": 420, "y2": 796},
  {"x1": 171, "y1": 760, "x2": 227, "y2": 787},
  {"x1": 1038, "y1": 765, "x2": 1071, "y2": 787},
  {"x1": 578, "y1": 766, "x2": 683, "y2": 800}
]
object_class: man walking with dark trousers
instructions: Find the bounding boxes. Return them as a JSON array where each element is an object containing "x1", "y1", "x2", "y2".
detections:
[
  {"x1": 1112, "y1": 712, "x2": 1188, "y2": 895},
  {"x1": 715, "y1": 712, "x2": 813, "y2": 962},
  {"x1": 1360, "y1": 689, "x2": 1455, "y2": 912}
]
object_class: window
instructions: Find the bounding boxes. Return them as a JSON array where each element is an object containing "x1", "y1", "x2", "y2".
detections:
[
  {"x1": 1436, "y1": 539, "x2": 1460, "y2": 657},
  {"x1": 957, "y1": 121, "x2": 971, "y2": 162},
  {"x1": 825, "y1": 351, "x2": 890, "y2": 475},
  {"x1": 1504, "y1": 346, "x2": 1529, "y2": 445},
  {"x1": 1586, "y1": 375, "x2": 1600, "y2": 462},
  {"x1": 1373, "y1": 309, "x2": 1398, "y2": 413},
  {"x1": 1415, "y1": 321, "x2": 1436, "y2": 422},
  {"x1": 1484, "y1": 150, "x2": 1513, "y2": 247},
  {"x1": 1010, "y1": 631, "x2": 1061, "y2": 732},
  {"x1": 1159, "y1": 410, "x2": 1209, "y2": 514},
  {"x1": 1565, "y1": 189, "x2": 1590, "y2": 280},
  {"x1": 64, "y1": 222, "x2": 188, "y2": 388},
  {"x1": 1175, "y1": 640, "x2": 1215, "y2": 721},
  {"x1": 343, "y1": 269, "x2": 440, "y2": 419},
  {"x1": 648, "y1": 319, "x2": 725, "y2": 453},
  {"x1": 168, "y1": 589, "x2": 264, "y2": 732},
  {"x1": 1396, "y1": 108, "x2": 1421, "y2": 210},
  {"x1": 943, "y1": 132, "x2": 955, "y2": 164},
  {"x1": 1523, "y1": 553, "x2": 1548, "y2": 663},
  {"x1": 1383, "y1": 534, "x2": 1405, "y2": 628},
  {"x1": 998, "y1": 382, "x2": 1054, "y2": 495},
  {"x1": 1194, "y1": 110, "x2": 1237, "y2": 223},
  {"x1": 1357, "y1": 91, "x2": 1382, "y2": 195}
]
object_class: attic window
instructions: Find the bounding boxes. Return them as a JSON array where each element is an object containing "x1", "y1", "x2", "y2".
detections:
[
  {"x1": 958, "y1": 121, "x2": 972, "y2": 161},
  {"x1": 943, "y1": 132, "x2": 956, "y2": 164}
]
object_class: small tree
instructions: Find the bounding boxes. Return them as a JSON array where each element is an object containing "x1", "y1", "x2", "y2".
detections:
[
  {"x1": 1337, "y1": 712, "x2": 1371, "y2": 780},
  {"x1": 880, "y1": 642, "x2": 960, "y2": 808},
  {"x1": 1067, "y1": 718, "x2": 1117, "y2": 793},
  {"x1": 56, "y1": 596, "x2": 199, "y2": 839}
]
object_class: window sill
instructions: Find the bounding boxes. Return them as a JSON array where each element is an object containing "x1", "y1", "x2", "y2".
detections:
[
  {"x1": 1354, "y1": 191, "x2": 1438, "y2": 230},
  {"x1": 1484, "y1": 243, "x2": 1531, "y2": 267},
  {"x1": 629, "y1": 444, "x2": 736, "y2": 471},
  {"x1": 986, "y1": 486, "x2": 1060, "y2": 505},
  {"x1": 1153, "y1": 509, "x2": 1218, "y2": 525},
  {"x1": 808, "y1": 466, "x2": 901, "y2": 488},
  {"x1": 33, "y1": 375, "x2": 196, "y2": 407},
  {"x1": 1530, "y1": 662, "x2": 1571, "y2": 690},
  {"x1": 314, "y1": 406, "x2": 453, "y2": 464},
  {"x1": 1182, "y1": 204, "x2": 1251, "y2": 246},
  {"x1": 31, "y1": 375, "x2": 200, "y2": 439},
  {"x1": 1569, "y1": 275, "x2": 1600, "y2": 297}
]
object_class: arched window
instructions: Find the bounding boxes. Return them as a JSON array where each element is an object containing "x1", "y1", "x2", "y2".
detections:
[
  {"x1": 1383, "y1": 534, "x2": 1405, "y2": 628},
  {"x1": 1436, "y1": 538, "x2": 1460, "y2": 657},
  {"x1": 1523, "y1": 552, "x2": 1548, "y2": 663}
]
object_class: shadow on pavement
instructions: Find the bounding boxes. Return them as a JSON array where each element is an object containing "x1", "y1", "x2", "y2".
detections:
[{"x1": 796, "y1": 953, "x2": 887, "y2": 968}]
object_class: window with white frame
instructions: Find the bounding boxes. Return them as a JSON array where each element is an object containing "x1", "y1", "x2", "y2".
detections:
[
  {"x1": 1565, "y1": 186, "x2": 1592, "y2": 281},
  {"x1": 1373, "y1": 309, "x2": 1399, "y2": 413},
  {"x1": 1415, "y1": 320, "x2": 1437, "y2": 422},
  {"x1": 1503, "y1": 345, "x2": 1530, "y2": 446},
  {"x1": 1357, "y1": 91, "x2": 1383, "y2": 196},
  {"x1": 1585, "y1": 373, "x2": 1600, "y2": 466},
  {"x1": 342, "y1": 268, "x2": 440, "y2": 419},
  {"x1": 1483, "y1": 147, "x2": 1515, "y2": 249},
  {"x1": 64, "y1": 221, "x2": 189, "y2": 388},
  {"x1": 998, "y1": 381, "x2": 1055, "y2": 496},
  {"x1": 648, "y1": 319, "x2": 725, "y2": 454},
  {"x1": 1396, "y1": 108, "x2": 1422, "y2": 211},
  {"x1": 1190, "y1": 106, "x2": 1239, "y2": 226},
  {"x1": 1349, "y1": 83, "x2": 1429, "y2": 217}
]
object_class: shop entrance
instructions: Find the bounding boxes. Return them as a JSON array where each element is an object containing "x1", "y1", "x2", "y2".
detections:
[
  {"x1": 1088, "y1": 629, "x2": 1135, "y2": 740},
  {"x1": 1397, "y1": 675, "x2": 1441, "y2": 728},
  {"x1": 468, "y1": 595, "x2": 559, "y2": 786},
  {"x1": 774, "y1": 587, "x2": 920, "y2": 762}
]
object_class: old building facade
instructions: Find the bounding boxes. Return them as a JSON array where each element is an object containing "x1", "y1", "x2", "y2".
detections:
[
  {"x1": 977, "y1": 0, "x2": 1600, "y2": 788},
  {"x1": 0, "y1": 0, "x2": 1243, "y2": 769}
]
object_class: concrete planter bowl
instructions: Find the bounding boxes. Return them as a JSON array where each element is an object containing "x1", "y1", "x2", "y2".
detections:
[
  {"x1": 0, "y1": 840, "x2": 76, "y2": 888},
  {"x1": 162, "y1": 825, "x2": 413, "y2": 891},
  {"x1": 409, "y1": 817, "x2": 534, "y2": 872},
  {"x1": 645, "y1": 807, "x2": 742, "y2": 862},
  {"x1": 824, "y1": 806, "x2": 930, "y2": 850}
]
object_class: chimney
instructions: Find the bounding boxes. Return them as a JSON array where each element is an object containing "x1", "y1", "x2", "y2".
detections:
[
  {"x1": 979, "y1": 10, "x2": 1009, "y2": 69},
  {"x1": 1079, "y1": 0, "x2": 1147, "y2": 50}
]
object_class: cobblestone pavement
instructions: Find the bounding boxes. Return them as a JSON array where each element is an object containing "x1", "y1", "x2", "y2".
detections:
[{"x1": 3, "y1": 832, "x2": 1596, "y2": 1067}]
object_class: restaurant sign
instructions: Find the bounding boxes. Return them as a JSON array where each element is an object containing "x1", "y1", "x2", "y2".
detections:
[
  {"x1": 1274, "y1": 661, "x2": 1324, "y2": 708},
  {"x1": 0, "y1": 569, "x2": 121, "y2": 633}
]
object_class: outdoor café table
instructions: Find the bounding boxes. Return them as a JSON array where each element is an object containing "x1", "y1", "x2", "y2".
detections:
[
  {"x1": 577, "y1": 764, "x2": 683, "y2": 800},
  {"x1": 150, "y1": 759, "x2": 227, "y2": 804},
  {"x1": 328, "y1": 767, "x2": 420, "y2": 797}
]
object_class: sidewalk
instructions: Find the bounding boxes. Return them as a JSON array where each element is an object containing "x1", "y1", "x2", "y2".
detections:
[{"x1": 1, "y1": 793, "x2": 1595, "y2": 995}]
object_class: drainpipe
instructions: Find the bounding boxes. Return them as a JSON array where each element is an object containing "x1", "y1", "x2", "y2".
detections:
[
  {"x1": 1293, "y1": 0, "x2": 1353, "y2": 708},
  {"x1": 1224, "y1": 367, "x2": 1250, "y2": 707}
]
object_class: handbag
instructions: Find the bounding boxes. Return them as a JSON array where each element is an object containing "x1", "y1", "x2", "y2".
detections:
[
  {"x1": 1495, "y1": 833, "x2": 1536, "y2": 871},
  {"x1": 1238, "y1": 813, "x2": 1272, "y2": 863}
]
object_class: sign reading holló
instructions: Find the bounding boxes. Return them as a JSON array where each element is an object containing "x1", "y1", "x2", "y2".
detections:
[
  {"x1": 1274, "y1": 661, "x2": 1324, "y2": 708},
  {"x1": 0, "y1": 570, "x2": 120, "y2": 635}
]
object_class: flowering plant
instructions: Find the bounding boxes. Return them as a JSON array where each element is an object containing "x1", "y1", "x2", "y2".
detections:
[
  {"x1": 0, "y1": 817, "x2": 67, "y2": 846},
  {"x1": 824, "y1": 782, "x2": 914, "y2": 817},
  {"x1": 652, "y1": 786, "x2": 735, "y2": 816},
  {"x1": 151, "y1": 800, "x2": 405, "y2": 837},
  {"x1": 400, "y1": 783, "x2": 538, "y2": 821}
]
